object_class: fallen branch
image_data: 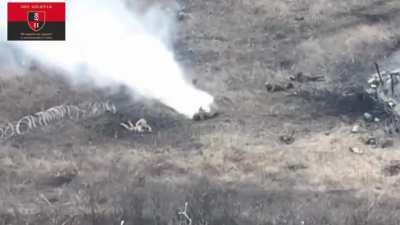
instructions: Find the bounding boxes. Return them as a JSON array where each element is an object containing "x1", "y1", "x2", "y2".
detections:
[{"x1": 178, "y1": 202, "x2": 192, "y2": 225}]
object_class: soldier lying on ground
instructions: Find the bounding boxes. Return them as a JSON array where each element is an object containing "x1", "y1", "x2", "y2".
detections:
[
  {"x1": 290, "y1": 72, "x2": 325, "y2": 83},
  {"x1": 265, "y1": 82, "x2": 294, "y2": 92}
]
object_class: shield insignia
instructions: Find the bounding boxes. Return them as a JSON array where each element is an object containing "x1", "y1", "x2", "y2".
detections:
[{"x1": 27, "y1": 11, "x2": 45, "y2": 32}]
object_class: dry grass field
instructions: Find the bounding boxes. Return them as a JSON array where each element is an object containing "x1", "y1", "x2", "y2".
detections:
[{"x1": 2, "y1": 0, "x2": 400, "y2": 224}]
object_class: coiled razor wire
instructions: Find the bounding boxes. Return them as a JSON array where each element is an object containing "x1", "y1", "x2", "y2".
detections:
[{"x1": 0, "y1": 101, "x2": 116, "y2": 140}]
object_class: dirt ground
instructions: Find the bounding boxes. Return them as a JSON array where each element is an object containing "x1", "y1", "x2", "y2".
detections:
[{"x1": 2, "y1": 0, "x2": 400, "y2": 224}]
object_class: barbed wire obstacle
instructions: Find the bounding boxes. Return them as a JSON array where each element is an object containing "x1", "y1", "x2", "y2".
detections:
[
  {"x1": 120, "y1": 118, "x2": 152, "y2": 133},
  {"x1": 367, "y1": 64, "x2": 400, "y2": 133},
  {"x1": 0, "y1": 101, "x2": 117, "y2": 140}
]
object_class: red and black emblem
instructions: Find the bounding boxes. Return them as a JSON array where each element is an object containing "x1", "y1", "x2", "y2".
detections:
[
  {"x1": 27, "y1": 11, "x2": 46, "y2": 32},
  {"x1": 8, "y1": 2, "x2": 65, "y2": 41}
]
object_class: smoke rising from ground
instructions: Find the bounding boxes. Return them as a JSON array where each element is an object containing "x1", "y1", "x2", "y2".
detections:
[{"x1": 4, "y1": 0, "x2": 214, "y2": 118}]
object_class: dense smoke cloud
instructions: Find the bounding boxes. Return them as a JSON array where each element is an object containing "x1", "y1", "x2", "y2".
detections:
[{"x1": 1, "y1": 0, "x2": 214, "y2": 118}]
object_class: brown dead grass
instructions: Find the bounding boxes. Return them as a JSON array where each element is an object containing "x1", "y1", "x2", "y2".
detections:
[{"x1": 2, "y1": 0, "x2": 400, "y2": 224}]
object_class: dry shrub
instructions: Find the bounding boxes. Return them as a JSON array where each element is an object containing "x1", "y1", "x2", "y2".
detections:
[
  {"x1": 144, "y1": 158, "x2": 188, "y2": 177},
  {"x1": 0, "y1": 72, "x2": 103, "y2": 122},
  {"x1": 2, "y1": 175, "x2": 400, "y2": 225},
  {"x1": 295, "y1": 23, "x2": 400, "y2": 85},
  {"x1": 246, "y1": 1, "x2": 291, "y2": 18}
]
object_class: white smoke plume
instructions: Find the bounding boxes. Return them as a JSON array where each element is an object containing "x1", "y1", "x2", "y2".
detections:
[{"x1": 2, "y1": 0, "x2": 214, "y2": 118}]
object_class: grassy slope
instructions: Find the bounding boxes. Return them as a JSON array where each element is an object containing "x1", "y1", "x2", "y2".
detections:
[{"x1": 2, "y1": 0, "x2": 400, "y2": 224}]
